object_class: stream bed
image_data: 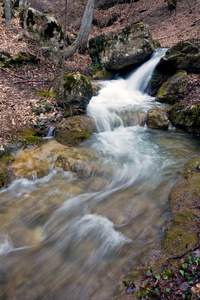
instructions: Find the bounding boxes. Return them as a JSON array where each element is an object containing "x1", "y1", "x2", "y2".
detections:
[{"x1": 0, "y1": 50, "x2": 200, "y2": 299}]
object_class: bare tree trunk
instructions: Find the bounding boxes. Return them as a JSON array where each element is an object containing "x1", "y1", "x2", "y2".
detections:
[
  {"x1": 23, "y1": 0, "x2": 30, "y2": 36},
  {"x1": 4, "y1": 0, "x2": 12, "y2": 28},
  {"x1": 79, "y1": 0, "x2": 95, "y2": 53},
  {"x1": 65, "y1": 0, "x2": 95, "y2": 58},
  {"x1": 61, "y1": 0, "x2": 68, "y2": 103},
  {"x1": 19, "y1": 0, "x2": 27, "y2": 10}
]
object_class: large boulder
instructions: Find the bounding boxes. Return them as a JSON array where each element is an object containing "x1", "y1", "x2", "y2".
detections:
[
  {"x1": 168, "y1": 103, "x2": 200, "y2": 134},
  {"x1": 157, "y1": 39, "x2": 200, "y2": 74},
  {"x1": 50, "y1": 72, "x2": 93, "y2": 116},
  {"x1": 89, "y1": 22, "x2": 154, "y2": 72},
  {"x1": 147, "y1": 108, "x2": 169, "y2": 130},
  {"x1": 19, "y1": 8, "x2": 64, "y2": 47},
  {"x1": 155, "y1": 71, "x2": 188, "y2": 104},
  {"x1": 56, "y1": 115, "x2": 96, "y2": 146}
]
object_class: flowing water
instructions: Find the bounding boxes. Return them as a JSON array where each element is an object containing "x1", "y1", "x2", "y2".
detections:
[{"x1": 0, "y1": 50, "x2": 200, "y2": 299}]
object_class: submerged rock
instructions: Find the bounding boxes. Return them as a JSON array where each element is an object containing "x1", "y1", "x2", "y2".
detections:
[
  {"x1": 168, "y1": 103, "x2": 200, "y2": 134},
  {"x1": 54, "y1": 155, "x2": 93, "y2": 178},
  {"x1": 19, "y1": 8, "x2": 64, "y2": 47},
  {"x1": 9, "y1": 150, "x2": 50, "y2": 180},
  {"x1": 56, "y1": 115, "x2": 96, "y2": 146},
  {"x1": 157, "y1": 39, "x2": 200, "y2": 74},
  {"x1": 50, "y1": 72, "x2": 93, "y2": 115},
  {"x1": 147, "y1": 108, "x2": 169, "y2": 130},
  {"x1": 89, "y1": 22, "x2": 154, "y2": 72},
  {"x1": 155, "y1": 71, "x2": 188, "y2": 104}
]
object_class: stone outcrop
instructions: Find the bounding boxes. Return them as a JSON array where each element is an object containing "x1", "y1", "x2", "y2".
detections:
[
  {"x1": 155, "y1": 71, "x2": 188, "y2": 104},
  {"x1": 56, "y1": 115, "x2": 96, "y2": 146},
  {"x1": 19, "y1": 8, "x2": 64, "y2": 47},
  {"x1": 89, "y1": 22, "x2": 154, "y2": 72},
  {"x1": 157, "y1": 39, "x2": 200, "y2": 74},
  {"x1": 168, "y1": 103, "x2": 200, "y2": 134},
  {"x1": 147, "y1": 108, "x2": 169, "y2": 130},
  {"x1": 50, "y1": 72, "x2": 93, "y2": 116}
]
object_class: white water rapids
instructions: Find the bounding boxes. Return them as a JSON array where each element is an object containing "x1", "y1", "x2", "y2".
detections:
[{"x1": 0, "y1": 50, "x2": 200, "y2": 299}]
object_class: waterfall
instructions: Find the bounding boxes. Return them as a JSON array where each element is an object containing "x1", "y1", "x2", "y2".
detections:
[{"x1": 87, "y1": 49, "x2": 167, "y2": 132}]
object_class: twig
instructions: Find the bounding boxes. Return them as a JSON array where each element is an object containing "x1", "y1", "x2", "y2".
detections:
[{"x1": 168, "y1": 234, "x2": 200, "y2": 260}]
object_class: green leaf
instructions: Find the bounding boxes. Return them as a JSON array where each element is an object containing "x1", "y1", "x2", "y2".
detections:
[
  {"x1": 154, "y1": 273, "x2": 160, "y2": 279},
  {"x1": 188, "y1": 279, "x2": 193, "y2": 285},
  {"x1": 182, "y1": 263, "x2": 188, "y2": 270},
  {"x1": 166, "y1": 288, "x2": 170, "y2": 293},
  {"x1": 163, "y1": 275, "x2": 168, "y2": 280},
  {"x1": 179, "y1": 270, "x2": 185, "y2": 276},
  {"x1": 182, "y1": 294, "x2": 186, "y2": 299},
  {"x1": 122, "y1": 281, "x2": 129, "y2": 288}
]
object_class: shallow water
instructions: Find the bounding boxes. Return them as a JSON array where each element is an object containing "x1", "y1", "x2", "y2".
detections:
[{"x1": 0, "y1": 50, "x2": 200, "y2": 299}]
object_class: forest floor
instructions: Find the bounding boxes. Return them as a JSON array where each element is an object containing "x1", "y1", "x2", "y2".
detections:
[{"x1": 0, "y1": 0, "x2": 199, "y2": 141}]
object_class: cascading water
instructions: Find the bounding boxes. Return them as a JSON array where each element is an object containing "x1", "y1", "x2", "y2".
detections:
[{"x1": 0, "y1": 50, "x2": 199, "y2": 300}]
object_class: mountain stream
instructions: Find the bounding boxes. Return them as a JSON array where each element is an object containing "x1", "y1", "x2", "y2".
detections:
[{"x1": 0, "y1": 50, "x2": 200, "y2": 299}]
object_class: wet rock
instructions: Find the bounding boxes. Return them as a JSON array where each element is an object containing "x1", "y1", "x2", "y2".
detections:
[
  {"x1": 0, "y1": 155, "x2": 14, "y2": 189},
  {"x1": 164, "y1": 156, "x2": 200, "y2": 255},
  {"x1": 89, "y1": 22, "x2": 154, "y2": 72},
  {"x1": 157, "y1": 39, "x2": 200, "y2": 74},
  {"x1": 54, "y1": 155, "x2": 93, "y2": 178},
  {"x1": 155, "y1": 71, "x2": 188, "y2": 104},
  {"x1": 0, "y1": 143, "x2": 9, "y2": 158},
  {"x1": 19, "y1": 8, "x2": 64, "y2": 47},
  {"x1": 50, "y1": 72, "x2": 93, "y2": 115},
  {"x1": 168, "y1": 103, "x2": 200, "y2": 134},
  {"x1": 56, "y1": 115, "x2": 96, "y2": 146},
  {"x1": 9, "y1": 150, "x2": 50, "y2": 179},
  {"x1": 147, "y1": 108, "x2": 169, "y2": 130}
]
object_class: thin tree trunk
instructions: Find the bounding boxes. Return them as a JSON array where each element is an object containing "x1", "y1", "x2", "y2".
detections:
[
  {"x1": 65, "y1": 0, "x2": 95, "y2": 58},
  {"x1": 4, "y1": 0, "x2": 12, "y2": 28},
  {"x1": 61, "y1": 0, "x2": 68, "y2": 104},
  {"x1": 79, "y1": 0, "x2": 95, "y2": 53},
  {"x1": 23, "y1": 0, "x2": 30, "y2": 36}
]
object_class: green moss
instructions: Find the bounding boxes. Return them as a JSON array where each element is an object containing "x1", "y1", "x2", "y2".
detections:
[
  {"x1": 0, "y1": 51, "x2": 12, "y2": 62},
  {"x1": 165, "y1": 50, "x2": 180, "y2": 58},
  {"x1": 63, "y1": 74, "x2": 77, "y2": 90},
  {"x1": 0, "y1": 155, "x2": 14, "y2": 189},
  {"x1": 37, "y1": 89, "x2": 49, "y2": 97},
  {"x1": 158, "y1": 89, "x2": 165, "y2": 96}
]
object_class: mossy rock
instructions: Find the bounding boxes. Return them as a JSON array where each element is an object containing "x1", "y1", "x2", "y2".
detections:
[
  {"x1": 155, "y1": 70, "x2": 188, "y2": 104},
  {"x1": 89, "y1": 22, "x2": 154, "y2": 72},
  {"x1": 51, "y1": 72, "x2": 93, "y2": 116},
  {"x1": 163, "y1": 157, "x2": 200, "y2": 255},
  {"x1": 157, "y1": 39, "x2": 200, "y2": 74},
  {"x1": 168, "y1": 103, "x2": 200, "y2": 134},
  {"x1": 56, "y1": 115, "x2": 96, "y2": 146},
  {"x1": 1, "y1": 51, "x2": 39, "y2": 68},
  {"x1": 20, "y1": 8, "x2": 64, "y2": 47}
]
